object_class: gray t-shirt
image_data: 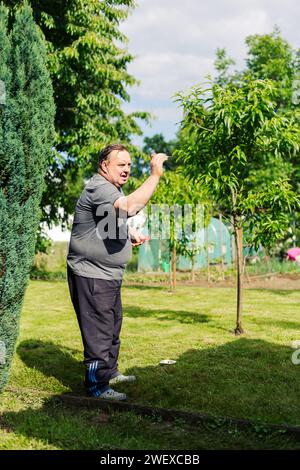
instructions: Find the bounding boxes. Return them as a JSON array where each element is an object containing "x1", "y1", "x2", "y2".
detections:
[{"x1": 67, "y1": 174, "x2": 132, "y2": 280}]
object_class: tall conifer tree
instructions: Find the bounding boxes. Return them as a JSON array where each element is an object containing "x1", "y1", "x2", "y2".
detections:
[{"x1": 0, "y1": 2, "x2": 55, "y2": 391}]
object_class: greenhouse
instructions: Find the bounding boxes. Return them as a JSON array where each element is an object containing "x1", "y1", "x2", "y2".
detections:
[{"x1": 137, "y1": 217, "x2": 233, "y2": 272}]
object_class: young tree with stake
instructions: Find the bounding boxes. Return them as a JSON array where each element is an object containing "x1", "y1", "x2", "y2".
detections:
[{"x1": 175, "y1": 78, "x2": 300, "y2": 334}]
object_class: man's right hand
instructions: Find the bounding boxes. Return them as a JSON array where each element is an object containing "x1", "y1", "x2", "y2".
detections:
[
  {"x1": 114, "y1": 152, "x2": 169, "y2": 217},
  {"x1": 150, "y1": 152, "x2": 169, "y2": 178}
]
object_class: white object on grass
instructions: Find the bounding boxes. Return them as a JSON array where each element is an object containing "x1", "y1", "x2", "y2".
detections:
[{"x1": 159, "y1": 359, "x2": 176, "y2": 365}]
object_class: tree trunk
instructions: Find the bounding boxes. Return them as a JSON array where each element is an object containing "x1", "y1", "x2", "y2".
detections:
[
  {"x1": 191, "y1": 255, "x2": 195, "y2": 282},
  {"x1": 219, "y1": 213, "x2": 225, "y2": 280},
  {"x1": 234, "y1": 224, "x2": 245, "y2": 335},
  {"x1": 231, "y1": 215, "x2": 236, "y2": 264},
  {"x1": 169, "y1": 250, "x2": 172, "y2": 292},
  {"x1": 206, "y1": 226, "x2": 210, "y2": 283},
  {"x1": 293, "y1": 210, "x2": 296, "y2": 247},
  {"x1": 172, "y1": 245, "x2": 177, "y2": 291}
]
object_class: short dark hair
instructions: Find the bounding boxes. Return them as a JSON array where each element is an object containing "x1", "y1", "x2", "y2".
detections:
[{"x1": 98, "y1": 143, "x2": 128, "y2": 170}]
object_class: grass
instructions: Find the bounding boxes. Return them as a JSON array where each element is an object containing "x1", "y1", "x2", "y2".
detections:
[
  {"x1": 1, "y1": 280, "x2": 300, "y2": 449},
  {"x1": 245, "y1": 256, "x2": 300, "y2": 276}
]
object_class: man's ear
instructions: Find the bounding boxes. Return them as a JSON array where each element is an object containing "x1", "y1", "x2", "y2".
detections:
[{"x1": 100, "y1": 160, "x2": 108, "y2": 174}]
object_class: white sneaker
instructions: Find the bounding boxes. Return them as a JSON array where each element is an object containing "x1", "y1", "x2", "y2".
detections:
[
  {"x1": 98, "y1": 387, "x2": 127, "y2": 401},
  {"x1": 109, "y1": 374, "x2": 136, "y2": 385}
]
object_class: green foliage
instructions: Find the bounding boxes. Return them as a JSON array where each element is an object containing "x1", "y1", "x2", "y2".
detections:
[
  {"x1": 214, "y1": 48, "x2": 237, "y2": 87},
  {"x1": 143, "y1": 133, "x2": 177, "y2": 156},
  {"x1": 245, "y1": 29, "x2": 300, "y2": 247},
  {"x1": 175, "y1": 77, "x2": 300, "y2": 250},
  {"x1": 150, "y1": 170, "x2": 210, "y2": 260},
  {"x1": 213, "y1": 28, "x2": 300, "y2": 249},
  {"x1": 142, "y1": 133, "x2": 179, "y2": 172},
  {"x1": 35, "y1": 226, "x2": 53, "y2": 255},
  {"x1": 0, "y1": 2, "x2": 55, "y2": 391},
  {"x1": 3, "y1": 0, "x2": 150, "y2": 229},
  {"x1": 245, "y1": 27, "x2": 297, "y2": 111},
  {"x1": 126, "y1": 133, "x2": 181, "y2": 179},
  {"x1": 241, "y1": 180, "x2": 300, "y2": 249},
  {"x1": 215, "y1": 27, "x2": 299, "y2": 112}
]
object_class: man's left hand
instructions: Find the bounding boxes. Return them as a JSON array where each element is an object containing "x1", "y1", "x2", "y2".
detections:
[{"x1": 129, "y1": 227, "x2": 150, "y2": 246}]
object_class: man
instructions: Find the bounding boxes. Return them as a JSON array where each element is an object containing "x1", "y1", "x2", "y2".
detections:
[{"x1": 67, "y1": 143, "x2": 168, "y2": 401}]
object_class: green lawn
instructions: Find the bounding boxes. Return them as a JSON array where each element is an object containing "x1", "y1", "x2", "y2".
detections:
[{"x1": 1, "y1": 280, "x2": 300, "y2": 449}]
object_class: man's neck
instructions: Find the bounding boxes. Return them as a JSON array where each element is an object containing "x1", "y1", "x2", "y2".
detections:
[
  {"x1": 98, "y1": 170, "x2": 110, "y2": 183},
  {"x1": 98, "y1": 171, "x2": 121, "y2": 189}
]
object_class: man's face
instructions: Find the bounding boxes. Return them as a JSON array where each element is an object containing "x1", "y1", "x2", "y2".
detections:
[{"x1": 101, "y1": 150, "x2": 131, "y2": 188}]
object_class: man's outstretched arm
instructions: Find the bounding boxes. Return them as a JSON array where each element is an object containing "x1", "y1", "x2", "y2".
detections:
[{"x1": 114, "y1": 152, "x2": 168, "y2": 216}]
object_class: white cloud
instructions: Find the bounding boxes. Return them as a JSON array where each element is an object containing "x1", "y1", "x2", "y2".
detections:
[
  {"x1": 120, "y1": 0, "x2": 300, "y2": 141},
  {"x1": 128, "y1": 53, "x2": 214, "y2": 100}
]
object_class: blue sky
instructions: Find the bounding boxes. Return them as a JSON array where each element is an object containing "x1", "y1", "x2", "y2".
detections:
[{"x1": 120, "y1": 0, "x2": 300, "y2": 147}]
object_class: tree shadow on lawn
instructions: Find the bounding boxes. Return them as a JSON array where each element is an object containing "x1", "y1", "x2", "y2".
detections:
[
  {"x1": 17, "y1": 339, "x2": 84, "y2": 394},
  {"x1": 16, "y1": 337, "x2": 300, "y2": 427},
  {"x1": 123, "y1": 284, "x2": 167, "y2": 290},
  {"x1": 127, "y1": 338, "x2": 300, "y2": 427},
  {"x1": 123, "y1": 305, "x2": 211, "y2": 324},
  {"x1": 0, "y1": 395, "x2": 130, "y2": 450},
  {"x1": 249, "y1": 288, "x2": 300, "y2": 297},
  {"x1": 246, "y1": 317, "x2": 300, "y2": 330},
  {"x1": 3, "y1": 337, "x2": 299, "y2": 449}
]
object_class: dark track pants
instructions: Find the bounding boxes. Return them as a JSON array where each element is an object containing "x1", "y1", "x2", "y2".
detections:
[{"x1": 67, "y1": 266, "x2": 123, "y2": 394}]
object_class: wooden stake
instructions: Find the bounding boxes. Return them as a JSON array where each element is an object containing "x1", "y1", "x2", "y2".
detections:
[
  {"x1": 234, "y1": 225, "x2": 245, "y2": 335},
  {"x1": 206, "y1": 225, "x2": 210, "y2": 283},
  {"x1": 173, "y1": 244, "x2": 177, "y2": 291},
  {"x1": 219, "y1": 213, "x2": 225, "y2": 280}
]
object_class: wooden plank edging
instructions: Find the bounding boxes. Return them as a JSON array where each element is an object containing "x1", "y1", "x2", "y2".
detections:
[{"x1": 59, "y1": 393, "x2": 300, "y2": 440}]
